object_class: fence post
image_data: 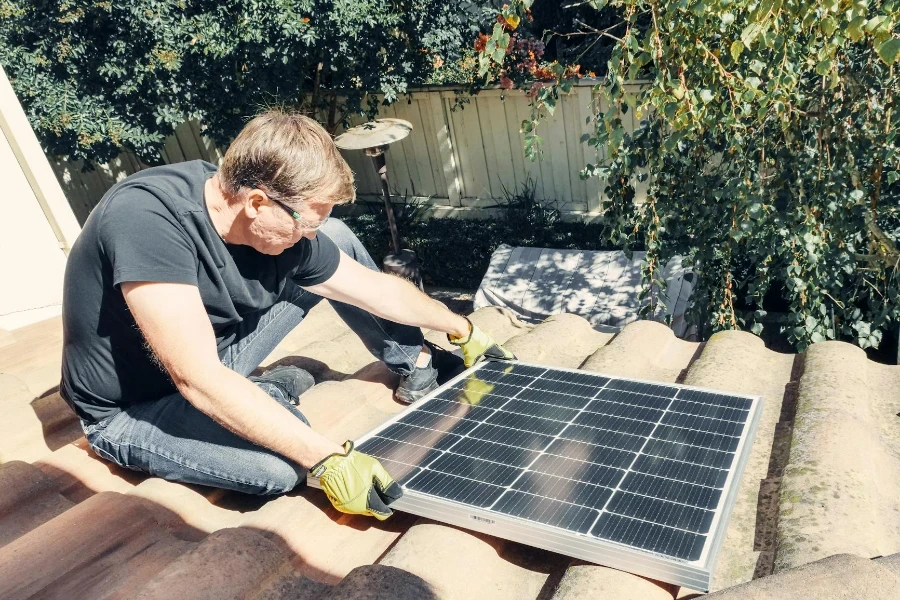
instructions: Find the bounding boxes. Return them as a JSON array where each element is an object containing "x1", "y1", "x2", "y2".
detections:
[{"x1": 428, "y1": 93, "x2": 461, "y2": 206}]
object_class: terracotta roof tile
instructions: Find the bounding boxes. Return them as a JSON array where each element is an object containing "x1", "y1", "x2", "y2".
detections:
[
  {"x1": 325, "y1": 564, "x2": 436, "y2": 600},
  {"x1": 35, "y1": 438, "x2": 142, "y2": 502},
  {"x1": 680, "y1": 331, "x2": 797, "y2": 590},
  {"x1": 0, "y1": 492, "x2": 195, "y2": 600},
  {"x1": 129, "y1": 528, "x2": 292, "y2": 600},
  {"x1": 2, "y1": 300, "x2": 898, "y2": 599},
  {"x1": 0, "y1": 460, "x2": 74, "y2": 546}
]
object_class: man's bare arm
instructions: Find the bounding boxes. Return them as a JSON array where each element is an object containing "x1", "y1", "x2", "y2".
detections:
[
  {"x1": 121, "y1": 281, "x2": 343, "y2": 468},
  {"x1": 305, "y1": 250, "x2": 471, "y2": 337}
]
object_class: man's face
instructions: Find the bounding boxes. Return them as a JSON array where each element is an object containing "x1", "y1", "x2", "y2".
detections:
[{"x1": 246, "y1": 191, "x2": 333, "y2": 255}]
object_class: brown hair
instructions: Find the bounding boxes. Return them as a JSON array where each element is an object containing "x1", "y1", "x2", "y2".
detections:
[{"x1": 219, "y1": 110, "x2": 355, "y2": 207}]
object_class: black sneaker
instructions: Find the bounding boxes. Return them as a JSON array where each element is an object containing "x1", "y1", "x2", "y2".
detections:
[
  {"x1": 250, "y1": 365, "x2": 315, "y2": 405},
  {"x1": 394, "y1": 341, "x2": 465, "y2": 404}
]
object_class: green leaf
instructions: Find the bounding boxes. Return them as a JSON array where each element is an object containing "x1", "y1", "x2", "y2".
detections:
[
  {"x1": 877, "y1": 38, "x2": 900, "y2": 65},
  {"x1": 741, "y1": 23, "x2": 762, "y2": 47},
  {"x1": 821, "y1": 16, "x2": 836, "y2": 36},
  {"x1": 699, "y1": 89, "x2": 714, "y2": 103},
  {"x1": 730, "y1": 40, "x2": 744, "y2": 62},
  {"x1": 847, "y1": 16, "x2": 866, "y2": 41},
  {"x1": 815, "y1": 60, "x2": 832, "y2": 76},
  {"x1": 810, "y1": 332, "x2": 825, "y2": 343},
  {"x1": 865, "y1": 16, "x2": 891, "y2": 35},
  {"x1": 887, "y1": 171, "x2": 899, "y2": 186}
]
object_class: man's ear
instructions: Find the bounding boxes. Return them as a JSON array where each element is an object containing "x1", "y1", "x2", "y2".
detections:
[{"x1": 244, "y1": 189, "x2": 267, "y2": 218}]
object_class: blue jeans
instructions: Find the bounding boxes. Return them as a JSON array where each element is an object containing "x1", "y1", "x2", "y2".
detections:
[{"x1": 82, "y1": 218, "x2": 423, "y2": 495}]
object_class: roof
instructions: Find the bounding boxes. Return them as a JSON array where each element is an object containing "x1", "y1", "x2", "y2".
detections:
[{"x1": 1, "y1": 301, "x2": 899, "y2": 599}]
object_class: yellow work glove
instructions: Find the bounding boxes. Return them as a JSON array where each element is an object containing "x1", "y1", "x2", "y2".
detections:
[
  {"x1": 448, "y1": 317, "x2": 516, "y2": 367},
  {"x1": 309, "y1": 441, "x2": 403, "y2": 520}
]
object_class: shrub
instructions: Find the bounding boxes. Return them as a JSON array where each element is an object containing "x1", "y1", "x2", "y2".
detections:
[
  {"x1": 476, "y1": 0, "x2": 900, "y2": 352},
  {"x1": 0, "y1": 0, "x2": 479, "y2": 163},
  {"x1": 343, "y1": 184, "x2": 614, "y2": 288}
]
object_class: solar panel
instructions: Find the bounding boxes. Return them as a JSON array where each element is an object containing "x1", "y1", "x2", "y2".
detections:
[{"x1": 309, "y1": 360, "x2": 762, "y2": 591}]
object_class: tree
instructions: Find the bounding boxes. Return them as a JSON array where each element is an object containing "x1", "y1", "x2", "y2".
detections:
[
  {"x1": 0, "y1": 0, "x2": 478, "y2": 163},
  {"x1": 476, "y1": 0, "x2": 900, "y2": 352}
]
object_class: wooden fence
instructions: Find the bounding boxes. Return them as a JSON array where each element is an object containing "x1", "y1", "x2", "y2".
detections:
[{"x1": 50, "y1": 81, "x2": 646, "y2": 225}]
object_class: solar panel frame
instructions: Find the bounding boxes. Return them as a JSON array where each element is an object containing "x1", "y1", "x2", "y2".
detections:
[{"x1": 308, "y1": 359, "x2": 763, "y2": 592}]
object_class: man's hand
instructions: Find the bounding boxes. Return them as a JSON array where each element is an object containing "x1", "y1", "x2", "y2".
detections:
[
  {"x1": 448, "y1": 318, "x2": 516, "y2": 367},
  {"x1": 310, "y1": 441, "x2": 403, "y2": 520}
]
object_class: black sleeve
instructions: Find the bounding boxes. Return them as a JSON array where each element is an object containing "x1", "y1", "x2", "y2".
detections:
[
  {"x1": 288, "y1": 231, "x2": 341, "y2": 286},
  {"x1": 98, "y1": 189, "x2": 198, "y2": 288}
]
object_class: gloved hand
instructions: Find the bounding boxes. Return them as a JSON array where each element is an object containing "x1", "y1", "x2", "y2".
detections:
[
  {"x1": 448, "y1": 317, "x2": 516, "y2": 367},
  {"x1": 310, "y1": 441, "x2": 403, "y2": 520}
]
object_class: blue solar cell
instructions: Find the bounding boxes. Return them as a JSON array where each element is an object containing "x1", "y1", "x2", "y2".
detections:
[{"x1": 353, "y1": 361, "x2": 755, "y2": 565}]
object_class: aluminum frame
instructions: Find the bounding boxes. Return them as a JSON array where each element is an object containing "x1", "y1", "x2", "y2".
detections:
[{"x1": 308, "y1": 359, "x2": 763, "y2": 592}]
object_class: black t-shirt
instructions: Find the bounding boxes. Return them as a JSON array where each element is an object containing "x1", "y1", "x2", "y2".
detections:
[{"x1": 60, "y1": 160, "x2": 340, "y2": 422}]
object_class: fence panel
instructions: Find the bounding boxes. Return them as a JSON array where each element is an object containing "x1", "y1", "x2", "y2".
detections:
[{"x1": 51, "y1": 82, "x2": 642, "y2": 223}]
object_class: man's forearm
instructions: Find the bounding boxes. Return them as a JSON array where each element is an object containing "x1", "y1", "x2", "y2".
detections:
[{"x1": 180, "y1": 365, "x2": 342, "y2": 468}]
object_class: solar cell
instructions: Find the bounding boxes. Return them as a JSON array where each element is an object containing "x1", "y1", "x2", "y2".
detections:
[{"x1": 310, "y1": 360, "x2": 762, "y2": 591}]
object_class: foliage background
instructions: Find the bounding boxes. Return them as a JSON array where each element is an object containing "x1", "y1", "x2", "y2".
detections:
[
  {"x1": 478, "y1": 0, "x2": 900, "y2": 353},
  {"x1": 0, "y1": 0, "x2": 478, "y2": 164}
]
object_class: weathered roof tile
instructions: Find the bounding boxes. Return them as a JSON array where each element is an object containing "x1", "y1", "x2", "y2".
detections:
[
  {"x1": 705, "y1": 553, "x2": 900, "y2": 599},
  {"x1": 129, "y1": 528, "x2": 291, "y2": 600},
  {"x1": 679, "y1": 331, "x2": 797, "y2": 590},
  {"x1": 379, "y1": 521, "x2": 557, "y2": 599},
  {"x1": 2, "y1": 300, "x2": 898, "y2": 600},
  {"x1": 581, "y1": 320, "x2": 697, "y2": 382},
  {"x1": 550, "y1": 561, "x2": 677, "y2": 600},
  {"x1": 776, "y1": 342, "x2": 900, "y2": 571},
  {"x1": 503, "y1": 312, "x2": 613, "y2": 368},
  {"x1": 325, "y1": 564, "x2": 437, "y2": 600}
]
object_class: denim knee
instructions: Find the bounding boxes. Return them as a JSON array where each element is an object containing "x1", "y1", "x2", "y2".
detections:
[{"x1": 250, "y1": 453, "x2": 306, "y2": 496}]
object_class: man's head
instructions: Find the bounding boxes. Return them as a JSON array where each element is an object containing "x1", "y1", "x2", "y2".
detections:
[{"x1": 216, "y1": 110, "x2": 355, "y2": 254}]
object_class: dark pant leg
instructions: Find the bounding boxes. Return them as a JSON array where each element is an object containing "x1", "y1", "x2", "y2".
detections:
[{"x1": 315, "y1": 218, "x2": 424, "y2": 376}]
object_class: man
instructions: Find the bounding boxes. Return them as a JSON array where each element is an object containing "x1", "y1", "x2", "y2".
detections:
[{"x1": 60, "y1": 110, "x2": 513, "y2": 520}]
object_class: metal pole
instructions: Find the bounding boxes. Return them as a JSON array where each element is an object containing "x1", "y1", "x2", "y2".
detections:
[{"x1": 367, "y1": 146, "x2": 402, "y2": 256}]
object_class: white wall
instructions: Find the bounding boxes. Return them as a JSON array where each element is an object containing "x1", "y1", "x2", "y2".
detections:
[
  {"x1": 0, "y1": 66, "x2": 81, "y2": 329},
  {"x1": 0, "y1": 127, "x2": 68, "y2": 322}
]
